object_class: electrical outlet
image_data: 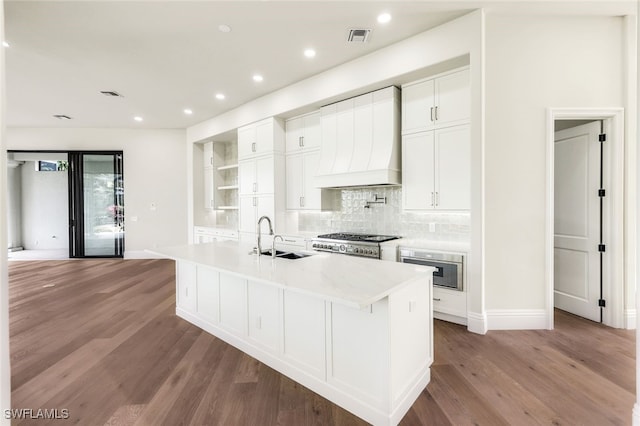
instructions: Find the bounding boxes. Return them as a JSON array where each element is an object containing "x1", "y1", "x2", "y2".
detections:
[{"x1": 150, "y1": 202, "x2": 156, "y2": 211}]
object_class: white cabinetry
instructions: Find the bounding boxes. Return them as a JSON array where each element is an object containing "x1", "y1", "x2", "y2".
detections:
[
  {"x1": 237, "y1": 117, "x2": 285, "y2": 237},
  {"x1": 248, "y1": 281, "x2": 281, "y2": 353},
  {"x1": 402, "y1": 125, "x2": 470, "y2": 210},
  {"x1": 285, "y1": 112, "x2": 334, "y2": 211},
  {"x1": 173, "y1": 258, "x2": 432, "y2": 426},
  {"x1": 282, "y1": 290, "x2": 326, "y2": 379},
  {"x1": 402, "y1": 67, "x2": 470, "y2": 211},
  {"x1": 176, "y1": 262, "x2": 197, "y2": 312},
  {"x1": 433, "y1": 287, "x2": 467, "y2": 323},
  {"x1": 219, "y1": 273, "x2": 247, "y2": 335},
  {"x1": 285, "y1": 111, "x2": 320, "y2": 152},
  {"x1": 238, "y1": 117, "x2": 285, "y2": 159},
  {"x1": 193, "y1": 226, "x2": 238, "y2": 243},
  {"x1": 402, "y1": 68, "x2": 470, "y2": 134}
]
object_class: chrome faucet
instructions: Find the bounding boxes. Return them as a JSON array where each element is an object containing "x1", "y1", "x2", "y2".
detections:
[
  {"x1": 256, "y1": 215, "x2": 274, "y2": 255},
  {"x1": 272, "y1": 235, "x2": 284, "y2": 259}
]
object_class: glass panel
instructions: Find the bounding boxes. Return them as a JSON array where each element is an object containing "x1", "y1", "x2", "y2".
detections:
[{"x1": 82, "y1": 154, "x2": 124, "y2": 256}]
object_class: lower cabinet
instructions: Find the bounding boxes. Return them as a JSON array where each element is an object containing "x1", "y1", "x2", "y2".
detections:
[
  {"x1": 433, "y1": 287, "x2": 467, "y2": 325},
  {"x1": 282, "y1": 290, "x2": 326, "y2": 379},
  {"x1": 219, "y1": 273, "x2": 247, "y2": 335},
  {"x1": 176, "y1": 262, "x2": 197, "y2": 312},
  {"x1": 247, "y1": 281, "x2": 281, "y2": 352},
  {"x1": 174, "y1": 261, "x2": 432, "y2": 426}
]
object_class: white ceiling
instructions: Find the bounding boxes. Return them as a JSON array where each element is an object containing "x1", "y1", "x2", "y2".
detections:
[{"x1": 4, "y1": 1, "x2": 636, "y2": 130}]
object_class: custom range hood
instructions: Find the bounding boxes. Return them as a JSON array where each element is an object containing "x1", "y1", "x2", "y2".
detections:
[{"x1": 314, "y1": 86, "x2": 401, "y2": 188}]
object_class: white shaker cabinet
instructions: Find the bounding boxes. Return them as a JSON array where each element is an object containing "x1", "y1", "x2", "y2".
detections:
[
  {"x1": 248, "y1": 280, "x2": 281, "y2": 353},
  {"x1": 176, "y1": 262, "x2": 197, "y2": 313},
  {"x1": 286, "y1": 151, "x2": 333, "y2": 210},
  {"x1": 402, "y1": 125, "x2": 470, "y2": 210},
  {"x1": 238, "y1": 117, "x2": 285, "y2": 159},
  {"x1": 285, "y1": 111, "x2": 321, "y2": 153},
  {"x1": 239, "y1": 194, "x2": 276, "y2": 234},
  {"x1": 402, "y1": 68, "x2": 470, "y2": 135},
  {"x1": 239, "y1": 156, "x2": 275, "y2": 196}
]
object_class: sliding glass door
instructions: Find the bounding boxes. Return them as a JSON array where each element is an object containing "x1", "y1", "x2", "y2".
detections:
[{"x1": 69, "y1": 152, "x2": 124, "y2": 257}]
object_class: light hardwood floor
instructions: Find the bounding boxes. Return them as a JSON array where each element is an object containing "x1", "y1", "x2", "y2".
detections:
[{"x1": 8, "y1": 259, "x2": 636, "y2": 425}]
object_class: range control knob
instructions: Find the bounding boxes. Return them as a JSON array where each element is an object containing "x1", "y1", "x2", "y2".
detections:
[{"x1": 339, "y1": 244, "x2": 346, "y2": 252}]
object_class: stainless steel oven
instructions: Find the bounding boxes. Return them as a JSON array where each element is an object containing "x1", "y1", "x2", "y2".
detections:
[{"x1": 398, "y1": 247, "x2": 464, "y2": 291}]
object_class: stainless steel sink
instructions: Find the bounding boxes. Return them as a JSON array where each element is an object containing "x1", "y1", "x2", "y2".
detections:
[{"x1": 259, "y1": 250, "x2": 312, "y2": 260}]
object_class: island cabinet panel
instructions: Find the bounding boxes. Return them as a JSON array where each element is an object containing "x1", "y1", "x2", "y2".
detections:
[
  {"x1": 282, "y1": 290, "x2": 326, "y2": 380},
  {"x1": 247, "y1": 281, "x2": 281, "y2": 353},
  {"x1": 176, "y1": 262, "x2": 197, "y2": 313},
  {"x1": 219, "y1": 273, "x2": 248, "y2": 335},
  {"x1": 196, "y1": 266, "x2": 220, "y2": 324},
  {"x1": 388, "y1": 277, "x2": 432, "y2": 406},
  {"x1": 328, "y1": 301, "x2": 390, "y2": 407},
  {"x1": 168, "y1": 250, "x2": 434, "y2": 426}
]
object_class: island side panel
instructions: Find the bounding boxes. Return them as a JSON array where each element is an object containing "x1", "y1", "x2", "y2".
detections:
[{"x1": 388, "y1": 275, "x2": 433, "y2": 424}]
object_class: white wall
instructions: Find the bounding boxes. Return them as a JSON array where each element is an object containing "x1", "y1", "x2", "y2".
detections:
[
  {"x1": 6, "y1": 128, "x2": 188, "y2": 253},
  {"x1": 6, "y1": 163, "x2": 21, "y2": 249},
  {"x1": 1, "y1": 0, "x2": 11, "y2": 421},
  {"x1": 485, "y1": 16, "x2": 628, "y2": 313},
  {"x1": 20, "y1": 161, "x2": 68, "y2": 250}
]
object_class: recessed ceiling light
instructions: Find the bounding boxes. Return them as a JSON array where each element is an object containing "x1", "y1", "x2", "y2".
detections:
[
  {"x1": 304, "y1": 48, "x2": 316, "y2": 58},
  {"x1": 184, "y1": 109, "x2": 193, "y2": 115},
  {"x1": 253, "y1": 74, "x2": 263, "y2": 82},
  {"x1": 134, "y1": 116, "x2": 143, "y2": 122},
  {"x1": 215, "y1": 93, "x2": 225, "y2": 100},
  {"x1": 218, "y1": 24, "x2": 232, "y2": 33},
  {"x1": 377, "y1": 13, "x2": 392, "y2": 24},
  {"x1": 2, "y1": 41, "x2": 9, "y2": 48}
]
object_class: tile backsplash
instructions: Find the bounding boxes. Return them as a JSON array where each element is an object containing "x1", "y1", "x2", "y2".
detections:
[{"x1": 297, "y1": 186, "x2": 469, "y2": 241}]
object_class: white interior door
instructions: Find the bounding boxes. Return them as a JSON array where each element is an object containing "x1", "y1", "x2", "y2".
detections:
[{"x1": 554, "y1": 121, "x2": 602, "y2": 322}]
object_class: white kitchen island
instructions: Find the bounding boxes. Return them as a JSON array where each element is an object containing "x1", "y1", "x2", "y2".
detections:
[{"x1": 150, "y1": 240, "x2": 434, "y2": 426}]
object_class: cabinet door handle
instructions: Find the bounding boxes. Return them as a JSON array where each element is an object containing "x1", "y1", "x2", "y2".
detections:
[
  {"x1": 430, "y1": 106, "x2": 435, "y2": 122},
  {"x1": 299, "y1": 136, "x2": 304, "y2": 147},
  {"x1": 185, "y1": 287, "x2": 189, "y2": 298},
  {"x1": 433, "y1": 298, "x2": 441, "y2": 302},
  {"x1": 253, "y1": 197, "x2": 257, "y2": 207},
  {"x1": 253, "y1": 182, "x2": 257, "y2": 193},
  {"x1": 430, "y1": 192, "x2": 435, "y2": 207},
  {"x1": 210, "y1": 157, "x2": 213, "y2": 166},
  {"x1": 435, "y1": 191, "x2": 439, "y2": 206},
  {"x1": 252, "y1": 142, "x2": 256, "y2": 152},
  {"x1": 300, "y1": 196, "x2": 304, "y2": 207},
  {"x1": 435, "y1": 106, "x2": 439, "y2": 121}
]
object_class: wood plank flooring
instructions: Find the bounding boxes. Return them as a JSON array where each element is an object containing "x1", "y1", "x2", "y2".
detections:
[{"x1": 8, "y1": 259, "x2": 636, "y2": 425}]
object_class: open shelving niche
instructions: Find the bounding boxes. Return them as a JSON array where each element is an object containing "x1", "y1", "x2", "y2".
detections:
[{"x1": 212, "y1": 141, "x2": 239, "y2": 225}]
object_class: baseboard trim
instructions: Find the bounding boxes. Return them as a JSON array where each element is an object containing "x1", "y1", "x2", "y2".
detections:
[
  {"x1": 625, "y1": 309, "x2": 636, "y2": 330},
  {"x1": 466, "y1": 311, "x2": 487, "y2": 335},
  {"x1": 486, "y1": 309, "x2": 547, "y2": 330}
]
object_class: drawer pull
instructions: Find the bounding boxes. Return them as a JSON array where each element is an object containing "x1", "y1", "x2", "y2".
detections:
[{"x1": 433, "y1": 298, "x2": 441, "y2": 302}]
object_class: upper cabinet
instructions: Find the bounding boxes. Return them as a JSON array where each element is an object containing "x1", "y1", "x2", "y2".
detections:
[
  {"x1": 238, "y1": 117, "x2": 285, "y2": 160},
  {"x1": 402, "y1": 68, "x2": 470, "y2": 135},
  {"x1": 285, "y1": 111, "x2": 321, "y2": 153}
]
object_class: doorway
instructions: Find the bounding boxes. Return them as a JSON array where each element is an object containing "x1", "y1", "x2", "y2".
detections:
[
  {"x1": 6, "y1": 150, "x2": 124, "y2": 259},
  {"x1": 546, "y1": 109, "x2": 625, "y2": 329}
]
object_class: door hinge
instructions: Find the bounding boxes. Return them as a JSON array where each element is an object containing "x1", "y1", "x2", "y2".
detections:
[
  {"x1": 598, "y1": 189, "x2": 606, "y2": 197},
  {"x1": 598, "y1": 299, "x2": 606, "y2": 307},
  {"x1": 598, "y1": 244, "x2": 606, "y2": 252},
  {"x1": 599, "y1": 133, "x2": 606, "y2": 142}
]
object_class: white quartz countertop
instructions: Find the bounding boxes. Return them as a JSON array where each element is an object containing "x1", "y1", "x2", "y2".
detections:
[
  {"x1": 387, "y1": 238, "x2": 470, "y2": 253},
  {"x1": 149, "y1": 240, "x2": 434, "y2": 309}
]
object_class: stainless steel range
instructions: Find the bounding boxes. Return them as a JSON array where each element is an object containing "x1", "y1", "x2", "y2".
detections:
[{"x1": 311, "y1": 232, "x2": 400, "y2": 259}]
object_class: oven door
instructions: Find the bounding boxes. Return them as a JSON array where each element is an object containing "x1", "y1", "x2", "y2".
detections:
[{"x1": 399, "y1": 250, "x2": 464, "y2": 291}]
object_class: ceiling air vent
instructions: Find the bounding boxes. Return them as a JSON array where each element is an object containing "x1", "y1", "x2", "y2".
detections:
[
  {"x1": 100, "y1": 90, "x2": 123, "y2": 97},
  {"x1": 347, "y1": 29, "x2": 371, "y2": 43},
  {"x1": 53, "y1": 114, "x2": 72, "y2": 120}
]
